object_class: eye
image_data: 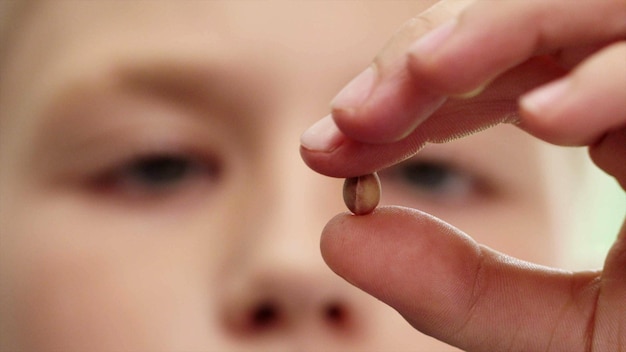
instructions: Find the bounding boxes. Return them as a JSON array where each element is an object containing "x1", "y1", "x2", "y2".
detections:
[
  {"x1": 95, "y1": 152, "x2": 221, "y2": 198},
  {"x1": 126, "y1": 155, "x2": 195, "y2": 188},
  {"x1": 380, "y1": 159, "x2": 483, "y2": 204}
]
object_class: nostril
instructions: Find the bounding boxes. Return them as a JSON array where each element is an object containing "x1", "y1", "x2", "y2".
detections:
[
  {"x1": 222, "y1": 297, "x2": 358, "y2": 338},
  {"x1": 222, "y1": 299, "x2": 284, "y2": 336},
  {"x1": 250, "y1": 301, "x2": 281, "y2": 330},
  {"x1": 323, "y1": 301, "x2": 349, "y2": 327}
]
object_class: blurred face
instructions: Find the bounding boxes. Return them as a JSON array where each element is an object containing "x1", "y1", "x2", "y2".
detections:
[{"x1": 0, "y1": 1, "x2": 559, "y2": 350}]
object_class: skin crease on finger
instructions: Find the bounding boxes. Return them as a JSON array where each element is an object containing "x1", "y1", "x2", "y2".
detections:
[{"x1": 0, "y1": 0, "x2": 605, "y2": 351}]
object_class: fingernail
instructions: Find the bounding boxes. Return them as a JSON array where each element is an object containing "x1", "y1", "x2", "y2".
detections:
[
  {"x1": 520, "y1": 79, "x2": 570, "y2": 116},
  {"x1": 300, "y1": 114, "x2": 344, "y2": 152},
  {"x1": 410, "y1": 20, "x2": 456, "y2": 57},
  {"x1": 331, "y1": 65, "x2": 377, "y2": 111}
]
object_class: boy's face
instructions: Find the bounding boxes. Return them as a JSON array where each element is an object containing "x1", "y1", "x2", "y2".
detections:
[{"x1": 0, "y1": 1, "x2": 560, "y2": 350}]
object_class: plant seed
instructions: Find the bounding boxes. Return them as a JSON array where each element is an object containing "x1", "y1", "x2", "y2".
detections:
[{"x1": 343, "y1": 172, "x2": 381, "y2": 215}]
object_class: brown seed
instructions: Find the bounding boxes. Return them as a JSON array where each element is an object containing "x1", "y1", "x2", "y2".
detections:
[{"x1": 343, "y1": 172, "x2": 381, "y2": 215}]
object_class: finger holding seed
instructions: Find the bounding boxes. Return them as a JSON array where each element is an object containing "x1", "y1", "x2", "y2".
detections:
[{"x1": 343, "y1": 172, "x2": 381, "y2": 215}]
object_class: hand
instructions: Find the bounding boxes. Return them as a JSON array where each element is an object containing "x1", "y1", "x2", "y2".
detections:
[{"x1": 300, "y1": 0, "x2": 626, "y2": 350}]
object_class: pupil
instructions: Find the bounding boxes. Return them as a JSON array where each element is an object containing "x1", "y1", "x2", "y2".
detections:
[
  {"x1": 133, "y1": 156, "x2": 189, "y2": 185},
  {"x1": 403, "y1": 163, "x2": 449, "y2": 187}
]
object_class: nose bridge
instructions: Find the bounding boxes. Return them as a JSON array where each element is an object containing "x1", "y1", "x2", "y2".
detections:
[
  {"x1": 258, "y1": 118, "x2": 341, "y2": 256},
  {"x1": 270, "y1": 158, "x2": 322, "y2": 253},
  {"x1": 225, "y1": 110, "x2": 340, "y2": 282}
]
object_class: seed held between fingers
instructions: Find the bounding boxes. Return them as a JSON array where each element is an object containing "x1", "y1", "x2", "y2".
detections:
[{"x1": 343, "y1": 173, "x2": 381, "y2": 215}]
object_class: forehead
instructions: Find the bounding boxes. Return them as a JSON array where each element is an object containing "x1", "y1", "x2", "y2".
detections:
[
  {"x1": 0, "y1": 1, "x2": 435, "y2": 130},
  {"x1": 17, "y1": 1, "x2": 432, "y2": 67}
]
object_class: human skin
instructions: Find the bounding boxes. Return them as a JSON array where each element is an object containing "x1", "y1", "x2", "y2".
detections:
[
  {"x1": 0, "y1": 1, "x2": 589, "y2": 351},
  {"x1": 300, "y1": 0, "x2": 626, "y2": 351}
]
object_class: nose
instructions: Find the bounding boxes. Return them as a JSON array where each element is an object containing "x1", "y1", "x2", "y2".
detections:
[
  {"x1": 218, "y1": 150, "x2": 363, "y2": 341},
  {"x1": 219, "y1": 255, "x2": 358, "y2": 337}
]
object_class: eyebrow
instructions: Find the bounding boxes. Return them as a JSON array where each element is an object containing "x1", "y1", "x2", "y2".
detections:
[
  {"x1": 33, "y1": 55, "x2": 271, "y2": 165},
  {"x1": 113, "y1": 58, "x2": 270, "y2": 123},
  {"x1": 118, "y1": 60, "x2": 212, "y2": 103}
]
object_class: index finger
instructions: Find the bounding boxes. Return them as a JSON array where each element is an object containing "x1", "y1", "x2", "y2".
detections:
[
  {"x1": 300, "y1": 57, "x2": 565, "y2": 178},
  {"x1": 300, "y1": 0, "x2": 626, "y2": 177}
]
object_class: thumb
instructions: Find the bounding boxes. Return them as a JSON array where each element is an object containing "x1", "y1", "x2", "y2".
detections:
[{"x1": 320, "y1": 207, "x2": 599, "y2": 352}]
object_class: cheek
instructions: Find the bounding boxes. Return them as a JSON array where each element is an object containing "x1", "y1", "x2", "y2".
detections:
[
  {"x1": 0, "y1": 196, "x2": 219, "y2": 350},
  {"x1": 449, "y1": 199, "x2": 557, "y2": 265}
]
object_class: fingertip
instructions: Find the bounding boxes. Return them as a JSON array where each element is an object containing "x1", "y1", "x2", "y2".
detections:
[
  {"x1": 320, "y1": 206, "x2": 482, "y2": 311},
  {"x1": 519, "y1": 42, "x2": 626, "y2": 146},
  {"x1": 331, "y1": 78, "x2": 446, "y2": 145},
  {"x1": 405, "y1": 19, "x2": 494, "y2": 97},
  {"x1": 330, "y1": 65, "x2": 377, "y2": 115},
  {"x1": 517, "y1": 78, "x2": 576, "y2": 144},
  {"x1": 519, "y1": 79, "x2": 570, "y2": 122},
  {"x1": 299, "y1": 114, "x2": 345, "y2": 153},
  {"x1": 408, "y1": 20, "x2": 456, "y2": 64}
]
